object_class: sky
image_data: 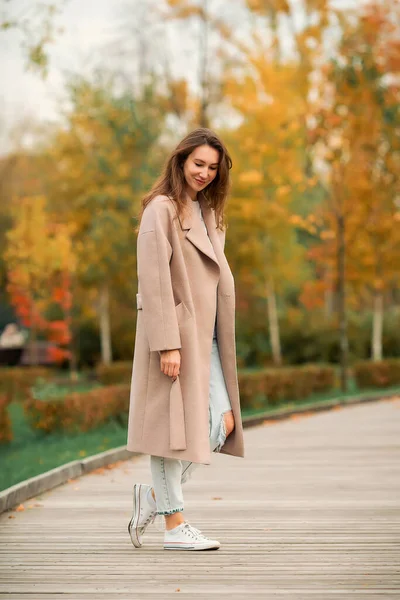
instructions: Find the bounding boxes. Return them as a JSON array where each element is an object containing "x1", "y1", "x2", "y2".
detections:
[
  {"x1": 0, "y1": 0, "x2": 122, "y2": 151},
  {"x1": 0, "y1": 0, "x2": 361, "y2": 154}
]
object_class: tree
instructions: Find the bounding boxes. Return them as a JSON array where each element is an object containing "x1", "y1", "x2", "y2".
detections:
[
  {"x1": 307, "y1": 1, "x2": 400, "y2": 381},
  {"x1": 47, "y1": 74, "x2": 169, "y2": 363},
  {"x1": 165, "y1": 0, "x2": 243, "y2": 128},
  {"x1": 5, "y1": 196, "x2": 76, "y2": 365},
  {"x1": 224, "y1": 51, "x2": 313, "y2": 364},
  {"x1": 0, "y1": 0, "x2": 68, "y2": 75}
]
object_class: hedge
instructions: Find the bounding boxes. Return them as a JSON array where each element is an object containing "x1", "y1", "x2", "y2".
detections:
[
  {"x1": 22, "y1": 363, "x2": 336, "y2": 434},
  {"x1": 24, "y1": 384, "x2": 130, "y2": 434},
  {"x1": 238, "y1": 364, "x2": 336, "y2": 411},
  {"x1": 95, "y1": 361, "x2": 132, "y2": 385},
  {"x1": 0, "y1": 395, "x2": 12, "y2": 443},
  {"x1": 0, "y1": 367, "x2": 53, "y2": 401},
  {"x1": 353, "y1": 358, "x2": 400, "y2": 389}
]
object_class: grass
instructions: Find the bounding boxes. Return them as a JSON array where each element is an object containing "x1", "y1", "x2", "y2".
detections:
[
  {"x1": 1, "y1": 377, "x2": 399, "y2": 493},
  {"x1": 0, "y1": 403, "x2": 128, "y2": 492}
]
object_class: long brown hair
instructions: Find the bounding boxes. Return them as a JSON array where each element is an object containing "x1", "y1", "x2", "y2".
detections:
[{"x1": 136, "y1": 128, "x2": 232, "y2": 232}]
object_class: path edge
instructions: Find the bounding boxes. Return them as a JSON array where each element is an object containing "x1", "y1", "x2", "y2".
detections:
[
  {"x1": 1, "y1": 389, "x2": 397, "y2": 514},
  {"x1": 0, "y1": 447, "x2": 141, "y2": 514}
]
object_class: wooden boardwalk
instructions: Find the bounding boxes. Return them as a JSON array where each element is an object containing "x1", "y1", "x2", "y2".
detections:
[{"x1": 1, "y1": 398, "x2": 399, "y2": 599}]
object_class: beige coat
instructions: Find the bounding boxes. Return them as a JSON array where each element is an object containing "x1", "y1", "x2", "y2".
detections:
[{"x1": 126, "y1": 192, "x2": 245, "y2": 464}]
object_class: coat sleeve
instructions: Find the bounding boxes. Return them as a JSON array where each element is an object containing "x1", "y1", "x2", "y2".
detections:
[{"x1": 137, "y1": 200, "x2": 181, "y2": 353}]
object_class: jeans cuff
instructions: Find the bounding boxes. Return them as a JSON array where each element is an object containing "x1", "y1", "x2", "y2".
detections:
[{"x1": 157, "y1": 507, "x2": 184, "y2": 516}]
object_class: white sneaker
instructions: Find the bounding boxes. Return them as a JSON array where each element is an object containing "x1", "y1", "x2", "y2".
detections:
[
  {"x1": 128, "y1": 483, "x2": 157, "y2": 548},
  {"x1": 164, "y1": 521, "x2": 221, "y2": 551}
]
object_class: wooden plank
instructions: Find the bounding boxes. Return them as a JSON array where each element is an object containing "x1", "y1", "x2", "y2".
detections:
[{"x1": 0, "y1": 398, "x2": 399, "y2": 598}]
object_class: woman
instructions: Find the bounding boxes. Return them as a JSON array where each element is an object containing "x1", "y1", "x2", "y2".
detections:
[{"x1": 126, "y1": 127, "x2": 244, "y2": 551}]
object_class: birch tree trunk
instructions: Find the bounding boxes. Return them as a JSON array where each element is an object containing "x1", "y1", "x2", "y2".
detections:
[
  {"x1": 98, "y1": 284, "x2": 112, "y2": 365},
  {"x1": 29, "y1": 296, "x2": 39, "y2": 366},
  {"x1": 266, "y1": 276, "x2": 282, "y2": 366},
  {"x1": 198, "y1": 0, "x2": 209, "y2": 127},
  {"x1": 324, "y1": 268, "x2": 334, "y2": 317},
  {"x1": 372, "y1": 289, "x2": 383, "y2": 361}
]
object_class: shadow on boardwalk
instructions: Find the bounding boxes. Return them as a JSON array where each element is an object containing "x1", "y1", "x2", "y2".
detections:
[{"x1": 1, "y1": 398, "x2": 399, "y2": 599}]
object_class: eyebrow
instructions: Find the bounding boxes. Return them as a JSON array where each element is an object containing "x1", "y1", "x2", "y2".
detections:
[{"x1": 194, "y1": 159, "x2": 219, "y2": 166}]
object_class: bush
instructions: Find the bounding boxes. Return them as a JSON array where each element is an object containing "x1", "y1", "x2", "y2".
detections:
[
  {"x1": 236, "y1": 307, "x2": 400, "y2": 368},
  {"x1": 0, "y1": 367, "x2": 53, "y2": 402},
  {"x1": 95, "y1": 361, "x2": 132, "y2": 385},
  {"x1": 24, "y1": 384, "x2": 130, "y2": 434},
  {"x1": 353, "y1": 358, "x2": 400, "y2": 389},
  {"x1": 0, "y1": 395, "x2": 12, "y2": 443},
  {"x1": 238, "y1": 364, "x2": 336, "y2": 411}
]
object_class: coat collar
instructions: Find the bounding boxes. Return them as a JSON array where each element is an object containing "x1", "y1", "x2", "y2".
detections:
[{"x1": 177, "y1": 191, "x2": 221, "y2": 268}]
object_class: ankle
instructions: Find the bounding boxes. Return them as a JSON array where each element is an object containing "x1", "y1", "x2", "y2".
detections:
[{"x1": 165, "y1": 512, "x2": 185, "y2": 531}]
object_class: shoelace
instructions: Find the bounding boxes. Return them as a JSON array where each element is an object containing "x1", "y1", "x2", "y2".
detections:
[
  {"x1": 138, "y1": 509, "x2": 158, "y2": 533},
  {"x1": 140, "y1": 510, "x2": 165, "y2": 533},
  {"x1": 188, "y1": 525, "x2": 202, "y2": 536},
  {"x1": 181, "y1": 522, "x2": 207, "y2": 540}
]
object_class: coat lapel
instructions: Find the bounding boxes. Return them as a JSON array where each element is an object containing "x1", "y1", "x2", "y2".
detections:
[
  {"x1": 178, "y1": 193, "x2": 220, "y2": 268},
  {"x1": 200, "y1": 196, "x2": 235, "y2": 297}
]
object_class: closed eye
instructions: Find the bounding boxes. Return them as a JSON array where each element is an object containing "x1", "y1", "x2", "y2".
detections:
[{"x1": 195, "y1": 162, "x2": 218, "y2": 170}]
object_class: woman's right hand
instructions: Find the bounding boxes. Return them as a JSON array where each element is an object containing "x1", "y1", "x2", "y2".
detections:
[{"x1": 159, "y1": 349, "x2": 181, "y2": 380}]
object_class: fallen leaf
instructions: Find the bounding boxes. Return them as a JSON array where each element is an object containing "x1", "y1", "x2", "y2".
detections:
[
  {"x1": 15, "y1": 504, "x2": 25, "y2": 512},
  {"x1": 8, "y1": 515, "x2": 15, "y2": 519},
  {"x1": 212, "y1": 497, "x2": 222, "y2": 500},
  {"x1": 92, "y1": 467, "x2": 106, "y2": 475},
  {"x1": 34, "y1": 503, "x2": 43, "y2": 507},
  {"x1": 175, "y1": 589, "x2": 181, "y2": 592}
]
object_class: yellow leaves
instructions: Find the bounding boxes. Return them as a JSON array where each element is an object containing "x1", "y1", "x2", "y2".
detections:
[
  {"x1": 247, "y1": 0, "x2": 290, "y2": 14},
  {"x1": 166, "y1": 1, "x2": 204, "y2": 19},
  {"x1": 239, "y1": 170, "x2": 263, "y2": 185},
  {"x1": 373, "y1": 279, "x2": 385, "y2": 291},
  {"x1": 320, "y1": 230, "x2": 335, "y2": 240},
  {"x1": 5, "y1": 195, "x2": 76, "y2": 322},
  {"x1": 289, "y1": 214, "x2": 305, "y2": 226},
  {"x1": 289, "y1": 214, "x2": 318, "y2": 235},
  {"x1": 276, "y1": 185, "x2": 292, "y2": 198}
]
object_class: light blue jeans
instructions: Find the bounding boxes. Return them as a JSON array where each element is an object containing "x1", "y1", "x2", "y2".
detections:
[{"x1": 150, "y1": 322, "x2": 232, "y2": 515}]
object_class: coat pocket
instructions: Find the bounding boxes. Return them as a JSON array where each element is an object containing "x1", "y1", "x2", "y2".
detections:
[{"x1": 175, "y1": 301, "x2": 192, "y2": 325}]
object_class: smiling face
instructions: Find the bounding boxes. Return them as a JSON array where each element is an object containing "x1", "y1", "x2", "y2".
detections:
[{"x1": 183, "y1": 144, "x2": 220, "y2": 200}]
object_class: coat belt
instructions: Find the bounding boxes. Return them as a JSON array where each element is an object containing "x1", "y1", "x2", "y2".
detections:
[{"x1": 169, "y1": 376, "x2": 187, "y2": 450}]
